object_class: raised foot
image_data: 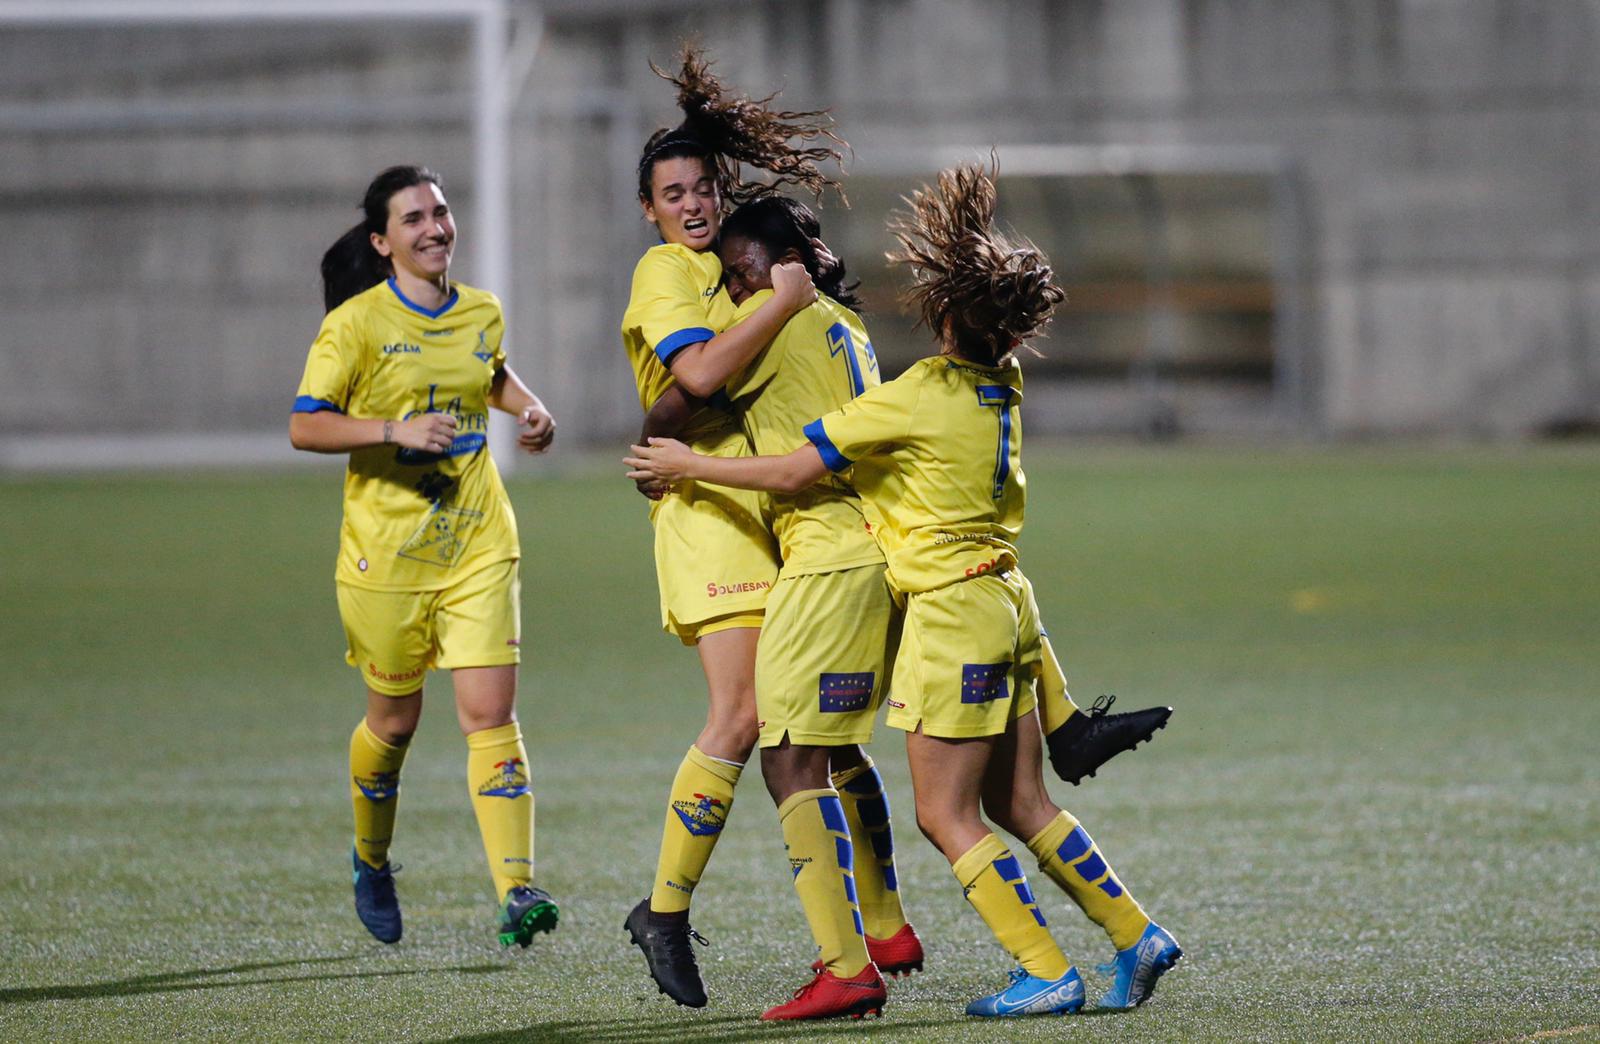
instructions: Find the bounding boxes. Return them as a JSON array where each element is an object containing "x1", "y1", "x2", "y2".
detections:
[
  {"x1": 498, "y1": 885, "x2": 559, "y2": 948},
  {"x1": 1046, "y1": 695, "x2": 1172, "y2": 785}
]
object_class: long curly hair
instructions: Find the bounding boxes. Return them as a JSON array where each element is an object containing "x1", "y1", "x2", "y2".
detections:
[
  {"x1": 636, "y1": 45, "x2": 847, "y2": 210},
  {"x1": 886, "y1": 156, "x2": 1064, "y2": 366}
]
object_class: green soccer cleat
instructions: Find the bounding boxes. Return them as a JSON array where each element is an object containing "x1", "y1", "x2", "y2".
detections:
[{"x1": 498, "y1": 885, "x2": 560, "y2": 948}]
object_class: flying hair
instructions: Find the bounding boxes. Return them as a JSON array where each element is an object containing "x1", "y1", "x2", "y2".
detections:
[
  {"x1": 885, "y1": 154, "x2": 1065, "y2": 366},
  {"x1": 637, "y1": 45, "x2": 848, "y2": 208}
]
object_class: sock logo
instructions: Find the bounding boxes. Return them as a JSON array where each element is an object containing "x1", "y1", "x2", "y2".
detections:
[
  {"x1": 354, "y1": 770, "x2": 399, "y2": 802},
  {"x1": 478, "y1": 757, "x2": 530, "y2": 799},
  {"x1": 672, "y1": 793, "x2": 728, "y2": 836},
  {"x1": 789, "y1": 856, "x2": 812, "y2": 880}
]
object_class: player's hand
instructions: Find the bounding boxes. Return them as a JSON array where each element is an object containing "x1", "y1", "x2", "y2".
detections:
[
  {"x1": 771, "y1": 261, "x2": 817, "y2": 315},
  {"x1": 394, "y1": 412, "x2": 457, "y2": 454},
  {"x1": 624, "y1": 437, "x2": 695, "y2": 485},
  {"x1": 810, "y1": 236, "x2": 839, "y2": 276},
  {"x1": 516, "y1": 404, "x2": 556, "y2": 454}
]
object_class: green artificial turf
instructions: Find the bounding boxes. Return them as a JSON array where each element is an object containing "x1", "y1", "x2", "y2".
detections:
[{"x1": 2, "y1": 444, "x2": 1596, "y2": 1042}]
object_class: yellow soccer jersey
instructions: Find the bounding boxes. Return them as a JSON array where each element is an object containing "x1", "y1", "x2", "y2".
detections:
[
  {"x1": 804, "y1": 354, "x2": 1026, "y2": 594},
  {"x1": 725, "y1": 290, "x2": 884, "y2": 576},
  {"x1": 294, "y1": 278, "x2": 519, "y2": 592},
  {"x1": 620, "y1": 242, "x2": 739, "y2": 442}
]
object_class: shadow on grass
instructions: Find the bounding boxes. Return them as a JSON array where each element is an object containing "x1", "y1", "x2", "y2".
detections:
[
  {"x1": 438, "y1": 1013, "x2": 972, "y2": 1043},
  {"x1": 0, "y1": 955, "x2": 510, "y2": 1004}
]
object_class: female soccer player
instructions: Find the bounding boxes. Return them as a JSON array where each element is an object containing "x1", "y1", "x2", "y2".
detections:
[
  {"x1": 290, "y1": 165, "x2": 558, "y2": 950},
  {"x1": 653, "y1": 195, "x2": 924, "y2": 1020},
  {"x1": 627, "y1": 159, "x2": 1183, "y2": 1014},
  {"x1": 619, "y1": 48, "x2": 889, "y2": 1010}
]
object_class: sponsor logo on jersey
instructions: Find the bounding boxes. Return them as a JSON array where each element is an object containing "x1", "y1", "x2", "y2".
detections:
[
  {"x1": 672, "y1": 793, "x2": 728, "y2": 837},
  {"x1": 382, "y1": 342, "x2": 423, "y2": 354},
  {"x1": 886, "y1": 698, "x2": 905, "y2": 710},
  {"x1": 960, "y1": 662, "x2": 1010, "y2": 704},
  {"x1": 477, "y1": 757, "x2": 530, "y2": 799},
  {"x1": 423, "y1": 327, "x2": 454, "y2": 337},
  {"x1": 368, "y1": 662, "x2": 424, "y2": 684},
  {"x1": 353, "y1": 769, "x2": 399, "y2": 802},
  {"x1": 706, "y1": 579, "x2": 772, "y2": 599},
  {"x1": 819, "y1": 672, "x2": 874, "y2": 713},
  {"x1": 397, "y1": 504, "x2": 484, "y2": 568}
]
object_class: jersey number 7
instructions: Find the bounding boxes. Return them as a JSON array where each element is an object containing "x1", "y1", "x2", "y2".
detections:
[{"x1": 976, "y1": 385, "x2": 1014, "y2": 500}]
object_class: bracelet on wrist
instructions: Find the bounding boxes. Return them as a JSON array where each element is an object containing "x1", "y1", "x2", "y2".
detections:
[{"x1": 382, "y1": 420, "x2": 394, "y2": 445}]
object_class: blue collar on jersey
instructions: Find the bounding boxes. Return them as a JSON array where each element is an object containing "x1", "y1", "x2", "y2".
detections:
[{"x1": 387, "y1": 277, "x2": 459, "y2": 319}]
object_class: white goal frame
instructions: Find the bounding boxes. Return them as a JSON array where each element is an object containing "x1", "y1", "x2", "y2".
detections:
[{"x1": 0, "y1": 0, "x2": 526, "y2": 471}]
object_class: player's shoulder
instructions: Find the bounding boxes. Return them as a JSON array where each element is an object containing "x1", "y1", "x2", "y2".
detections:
[
  {"x1": 450, "y1": 281, "x2": 503, "y2": 314},
  {"x1": 320, "y1": 281, "x2": 387, "y2": 334},
  {"x1": 630, "y1": 242, "x2": 713, "y2": 283}
]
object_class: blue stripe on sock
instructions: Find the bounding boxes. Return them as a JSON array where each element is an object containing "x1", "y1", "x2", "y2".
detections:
[
  {"x1": 857, "y1": 794, "x2": 889, "y2": 828},
  {"x1": 851, "y1": 910, "x2": 865, "y2": 936},
  {"x1": 1057, "y1": 826, "x2": 1092, "y2": 863},
  {"x1": 1031, "y1": 907, "x2": 1048, "y2": 927},
  {"x1": 841, "y1": 771, "x2": 878, "y2": 796},
  {"x1": 869, "y1": 829, "x2": 893, "y2": 861},
  {"x1": 1074, "y1": 852, "x2": 1109, "y2": 883},
  {"x1": 994, "y1": 854, "x2": 1024, "y2": 882},
  {"x1": 1098, "y1": 878, "x2": 1124, "y2": 898},
  {"x1": 883, "y1": 864, "x2": 898, "y2": 892},
  {"x1": 834, "y1": 836, "x2": 854, "y2": 873},
  {"x1": 1013, "y1": 882, "x2": 1034, "y2": 907},
  {"x1": 819, "y1": 796, "x2": 848, "y2": 835},
  {"x1": 843, "y1": 874, "x2": 859, "y2": 904}
]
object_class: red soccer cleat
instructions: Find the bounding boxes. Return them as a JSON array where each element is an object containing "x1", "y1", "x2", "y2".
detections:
[
  {"x1": 761, "y1": 963, "x2": 888, "y2": 1021},
  {"x1": 867, "y1": 923, "x2": 925, "y2": 978}
]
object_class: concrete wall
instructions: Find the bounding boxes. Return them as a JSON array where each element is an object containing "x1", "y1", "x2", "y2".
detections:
[{"x1": 3, "y1": 0, "x2": 1596, "y2": 458}]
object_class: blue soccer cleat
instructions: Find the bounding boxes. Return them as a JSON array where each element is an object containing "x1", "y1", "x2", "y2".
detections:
[
  {"x1": 352, "y1": 848, "x2": 403, "y2": 944},
  {"x1": 1098, "y1": 921, "x2": 1182, "y2": 1009},
  {"x1": 966, "y1": 966, "x2": 1086, "y2": 1017},
  {"x1": 498, "y1": 885, "x2": 560, "y2": 948}
]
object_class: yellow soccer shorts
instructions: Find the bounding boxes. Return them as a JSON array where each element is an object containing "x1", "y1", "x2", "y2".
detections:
[
  {"x1": 755, "y1": 563, "x2": 895, "y2": 748},
  {"x1": 336, "y1": 557, "x2": 522, "y2": 696},
  {"x1": 885, "y1": 569, "x2": 1042, "y2": 739},
  {"x1": 651, "y1": 426, "x2": 782, "y2": 645}
]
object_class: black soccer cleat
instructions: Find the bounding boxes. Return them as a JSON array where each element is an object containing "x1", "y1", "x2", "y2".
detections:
[
  {"x1": 1046, "y1": 694, "x2": 1172, "y2": 785},
  {"x1": 625, "y1": 897, "x2": 709, "y2": 1008},
  {"x1": 498, "y1": 885, "x2": 560, "y2": 948},
  {"x1": 352, "y1": 849, "x2": 403, "y2": 944}
]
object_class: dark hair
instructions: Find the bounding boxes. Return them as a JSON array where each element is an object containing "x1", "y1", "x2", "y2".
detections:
[
  {"x1": 321, "y1": 165, "x2": 444, "y2": 313},
  {"x1": 720, "y1": 196, "x2": 861, "y2": 311},
  {"x1": 886, "y1": 156, "x2": 1064, "y2": 366},
  {"x1": 636, "y1": 45, "x2": 847, "y2": 211}
]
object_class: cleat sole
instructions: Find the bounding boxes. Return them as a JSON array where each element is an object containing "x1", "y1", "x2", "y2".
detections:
[{"x1": 499, "y1": 900, "x2": 559, "y2": 948}]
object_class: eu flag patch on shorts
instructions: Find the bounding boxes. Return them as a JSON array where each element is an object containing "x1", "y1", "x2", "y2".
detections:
[
  {"x1": 961, "y1": 663, "x2": 1010, "y2": 704},
  {"x1": 819, "y1": 672, "x2": 874, "y2": 713}
]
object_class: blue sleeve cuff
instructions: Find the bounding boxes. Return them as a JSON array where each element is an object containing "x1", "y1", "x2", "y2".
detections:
[
  {"x1": 804, "y1": 419, "x2": 851, "y2": 472},
  {"x1": 653, "y1": 326, "x2": 715, "y2": 366},
  {"x1": 292, "y1": 396, "x2": 344, "y2": 414}
]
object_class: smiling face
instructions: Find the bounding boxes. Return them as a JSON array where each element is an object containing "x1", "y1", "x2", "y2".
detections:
[
  {"x1": 641, "y1": 155, "x2": 720, "y2": 251},
  {"x1": 371, "y1": 181, "x2": 455, "y2": 282}
]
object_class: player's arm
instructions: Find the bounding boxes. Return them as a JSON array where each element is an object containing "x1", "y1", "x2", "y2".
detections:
[
  {"x1": 664, "y1": 262, "x2": 815, "y2": 397},
  {"x1": 489, "y1": 364, "x2": 556, "y2": 454},
  {"x1": 628, "y1": 385, "x2": 700, "y2": 500},
  {"x1": 625, "y1": 436, "x2": 828, "y2": 496},
  {"x1": 289, "y1": 409, "x2": 457, "y2": 455}
]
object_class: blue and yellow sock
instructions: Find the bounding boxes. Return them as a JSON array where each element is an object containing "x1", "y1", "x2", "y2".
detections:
[
  {"x1": 650, "y1": 745, "x2": 741, "y2": 914},
  {"x1": 466, "y1": 722, "x2": 534, "y2": 902},
  {"x1": 952, "y1": 833, "x2": 1070, "y2": 980},
  {"x1": 778, "y1": 788, "x2": 870, "y2": 977},
  {"x1": 350, "y1": 719, "x2": 408, "y2": 869},
  {"x1": 830, "y1": 757, "x2": 908, "y2": 940},
  {"x1": 1026, "y1": 811, "x2": 1150, "y2": 950}
]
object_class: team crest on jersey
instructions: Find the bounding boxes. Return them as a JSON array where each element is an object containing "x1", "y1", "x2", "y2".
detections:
[
  {"x1": 473, "y1": 330, "x2": 494, "y2": 364},
  {"x1": 397, "y1": 504, "x2": 483, "y2": 567},
  {"x1": 672, "y1": 793, "x2": 728, "y2": 837},
  {"x1": 477, "y1": 757, "x2": 529, "y2": 799},
  {"x1": 354, "y1": 770, "x2": 399, "y2": 802}
]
